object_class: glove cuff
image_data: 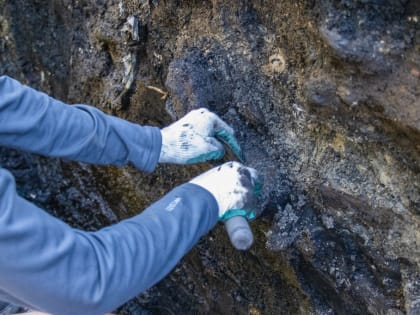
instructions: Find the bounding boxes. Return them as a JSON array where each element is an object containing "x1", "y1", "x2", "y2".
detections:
[{"x1": 219, "y1": 209, "x2": 256, "y2": 221}]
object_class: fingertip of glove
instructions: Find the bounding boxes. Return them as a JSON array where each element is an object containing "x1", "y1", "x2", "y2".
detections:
[
  {"x1": 215, "y1": 129, "x2": 246, "y2": 163},
  {"x1": 253, "y1": 179, "x2": 263, "y2": 196},
  {"x1": 186, "y1": 150, "x2": 225, "y2": 164}
]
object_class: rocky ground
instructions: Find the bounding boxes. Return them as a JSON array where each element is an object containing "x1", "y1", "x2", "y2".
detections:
[{"x1": 0, "y1": 1, "x2": 419, "y2": 314}]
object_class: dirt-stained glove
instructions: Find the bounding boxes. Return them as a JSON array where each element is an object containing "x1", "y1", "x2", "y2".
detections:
[
  {"x1": 159, "y1": 108, "x2": 244, "y2": 164},
  {"x1": 190, "y1": 161, "x2": 261, "y2": 221}
]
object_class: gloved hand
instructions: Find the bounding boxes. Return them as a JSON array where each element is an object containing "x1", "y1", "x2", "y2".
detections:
[
  {"x1": 159, "y1": 108, "x2": 244, "y2": 164},
  {"x1": 190, "y1": 161, "x2": 261, "y2": 221}
]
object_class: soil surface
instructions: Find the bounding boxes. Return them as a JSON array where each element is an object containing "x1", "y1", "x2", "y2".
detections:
[{"x1": 0, "y1": 1, "x2": 419, "y2": 314}]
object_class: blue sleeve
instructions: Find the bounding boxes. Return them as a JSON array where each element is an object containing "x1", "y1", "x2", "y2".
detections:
[
  {"x1": 0, "y1": 75, "x2": 161, "y2": 173},
  {"x1": 0, "y1": 168, "x2": 218, "y2": 314}
]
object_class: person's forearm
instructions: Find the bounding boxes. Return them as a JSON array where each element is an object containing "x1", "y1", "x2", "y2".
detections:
[
  {"x1": 0, "y1": 76, "x2": 161, "y2": 172},
  {"x1": 0, "y1": 168, "x2": 218, "y2": 315}
]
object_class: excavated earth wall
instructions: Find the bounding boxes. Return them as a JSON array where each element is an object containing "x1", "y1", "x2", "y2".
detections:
[{"x1": 0, "y1": 1, "x2": 419, "y2": 314}]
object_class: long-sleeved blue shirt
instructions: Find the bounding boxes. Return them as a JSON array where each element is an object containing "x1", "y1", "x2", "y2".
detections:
[{"x1": 0, "y1": 76, "x2": 218, "y2": 315}]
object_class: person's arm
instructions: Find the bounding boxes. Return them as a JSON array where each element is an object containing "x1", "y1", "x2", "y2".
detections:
[
  {"x1": 0, "y1": 76, "x2": 161, "y2": 172},
  {"x1": 0, "y1": 168, "x2": 218, "y2": 315}
]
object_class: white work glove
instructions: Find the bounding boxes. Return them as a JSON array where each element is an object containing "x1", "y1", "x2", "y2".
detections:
[
  {"x1": 159, "y1": 108, "x2": 244, "y2": 164},
  {"x1": 190, "y1": 161, "x2": 261, "y2": 221}
]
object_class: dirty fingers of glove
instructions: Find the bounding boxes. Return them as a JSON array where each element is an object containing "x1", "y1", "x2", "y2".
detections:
[
  {"x1": 190, "y1": 161, "x2": 260, "y2": 220},
  {"x1": 159, "y1": 108, "x2": 243, "y2": 164}
]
